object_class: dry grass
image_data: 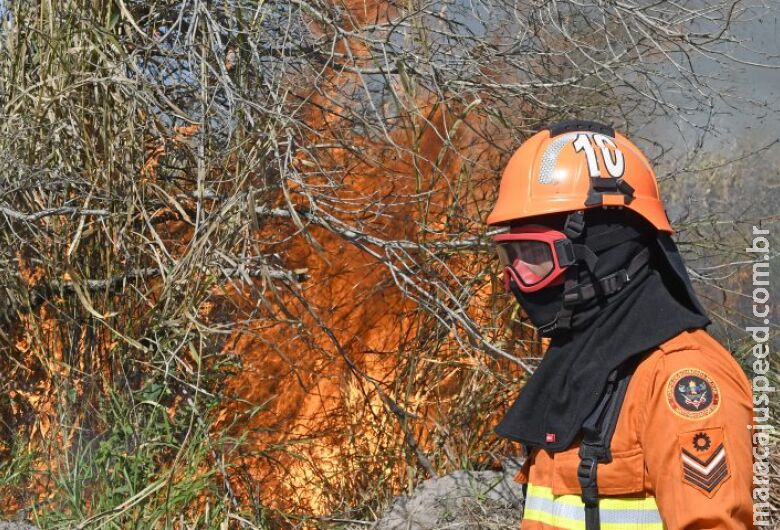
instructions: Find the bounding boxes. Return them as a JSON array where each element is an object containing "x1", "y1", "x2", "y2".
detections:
[{"x1": 0, "y1": 0, "x2": 774, "y2": 529}]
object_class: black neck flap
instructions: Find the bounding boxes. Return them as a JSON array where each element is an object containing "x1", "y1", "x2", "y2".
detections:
[{"x1": 495, "y1": 232, "x2": 710, "y2": 452}]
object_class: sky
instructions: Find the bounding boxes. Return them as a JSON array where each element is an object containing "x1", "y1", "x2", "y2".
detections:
[{"x1": 636, "y1": 2, "x2": 780, "y2": 167}]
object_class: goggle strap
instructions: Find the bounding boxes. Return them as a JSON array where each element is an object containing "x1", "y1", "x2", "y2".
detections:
[
  {"x1": 573, "y1": 244, "x2": 598, "y2": 272},
  {"x1": 554, "y1": 239, "x2": 576, "y2": 267},
  {"x1": 554, "y1": 239, "x2": 598, "y2": 271}
]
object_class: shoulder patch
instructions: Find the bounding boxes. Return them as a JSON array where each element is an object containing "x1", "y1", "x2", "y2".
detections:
[
  {"x1": 665, "y1": 368, "x2": 720, "y2": 420},
  {"x1": 678, "y1": 427, "x2": 730, "y2": 497}
]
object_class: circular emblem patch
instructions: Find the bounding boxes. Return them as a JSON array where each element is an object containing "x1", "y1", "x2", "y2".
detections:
[{"x1": 666, "y1": 368, "x2": 720, "y2": 420}]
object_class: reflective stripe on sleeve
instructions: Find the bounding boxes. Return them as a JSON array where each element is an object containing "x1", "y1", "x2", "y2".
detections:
[{"x1": 523, "y1": 484, "x2": 664, "y2": 530}]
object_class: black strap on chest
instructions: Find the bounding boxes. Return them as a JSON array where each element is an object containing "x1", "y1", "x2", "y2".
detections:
[{"x1": 577, "y1": 361, "x2": 636, "y2": 530}]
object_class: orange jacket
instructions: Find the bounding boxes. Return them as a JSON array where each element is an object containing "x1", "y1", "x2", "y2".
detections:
[{"x1": 514, "y1": 329, "x2": 755, "y2": 530}]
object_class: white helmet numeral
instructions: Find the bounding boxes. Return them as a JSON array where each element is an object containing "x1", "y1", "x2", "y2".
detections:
[
  {"x1": 572, "y1": 133, "x2": 625, "y2": 178},
  {"x1": 594, "y1": 134, "x2": 625, "y2": 177}
]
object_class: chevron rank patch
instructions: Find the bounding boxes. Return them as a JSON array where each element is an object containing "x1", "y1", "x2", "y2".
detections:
[{"x1": 678, "y1": 427, "x2": 729, "y2": 497}]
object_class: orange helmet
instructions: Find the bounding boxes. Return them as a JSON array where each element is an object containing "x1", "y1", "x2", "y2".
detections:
[{"x1": 487, "y1": 121, "x2": 672, "y2": 233}]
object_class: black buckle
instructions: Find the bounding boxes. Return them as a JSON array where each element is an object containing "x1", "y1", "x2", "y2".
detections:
[
  {"x1": 554, "y1": 239, "x2": 576, "y2": 267},
  {"x1": 585, "y1": 177, "x2": 636, "y2": 207},
  {"x1": 590, "y1": 177, "x2": 619, "y2": 192},
  {"x1": 563, "y1": 211, "x2": 585, "y2": 239},
  {"x1": 563, "y1": 290, "x2": 580, "y2": 306},
  {"x1": 577, "y1": 458, "x2": 597, "y2": 484},
  {"x1": 563, "y1": 282, "x2": 597, "y2": 307},
  {"x1": 617, "y1": 179, "x2": 635, "y2": 198},
  {"x1": 590, "y1": 177, "x2": 635, "y2": 197},
  {"x1": 598, "y1": 270, "x2": 629, "y2": 295},
  {"x1": 577, "y1": 457, "x2": 599, "y2": 506}
]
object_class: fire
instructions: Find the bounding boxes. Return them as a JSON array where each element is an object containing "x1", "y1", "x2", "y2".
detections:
[{"x1": 0, "y1": 0, "x2": 528, "y2": 522}]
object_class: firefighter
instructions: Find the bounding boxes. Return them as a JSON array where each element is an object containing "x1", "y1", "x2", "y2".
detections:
[{"x1": 487, "y1": 121, "x2": 754, "y2": 530}]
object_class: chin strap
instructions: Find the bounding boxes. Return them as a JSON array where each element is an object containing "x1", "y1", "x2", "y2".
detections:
[
  {"x1": 562, "y1": 247, "x2": 650, "y2": 306},
  {"x1": 541, "y1": 212, "x2": 586, "y2": 334},
  {"x1": 539, "y1": 211, "x2": 650, "y2": 335}
]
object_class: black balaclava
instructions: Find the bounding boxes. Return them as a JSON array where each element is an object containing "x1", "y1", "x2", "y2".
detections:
[
  {"x1": 494, "y1": 208, "x2": 710, "y2": 451},
  {"x1": 508, "y1": 210, "x2": 651, "y2": 335}
]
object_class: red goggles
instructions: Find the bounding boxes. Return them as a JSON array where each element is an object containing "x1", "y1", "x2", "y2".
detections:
[{"x1": 492, "y1": 225, "x2": 576, "y2": 292}]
